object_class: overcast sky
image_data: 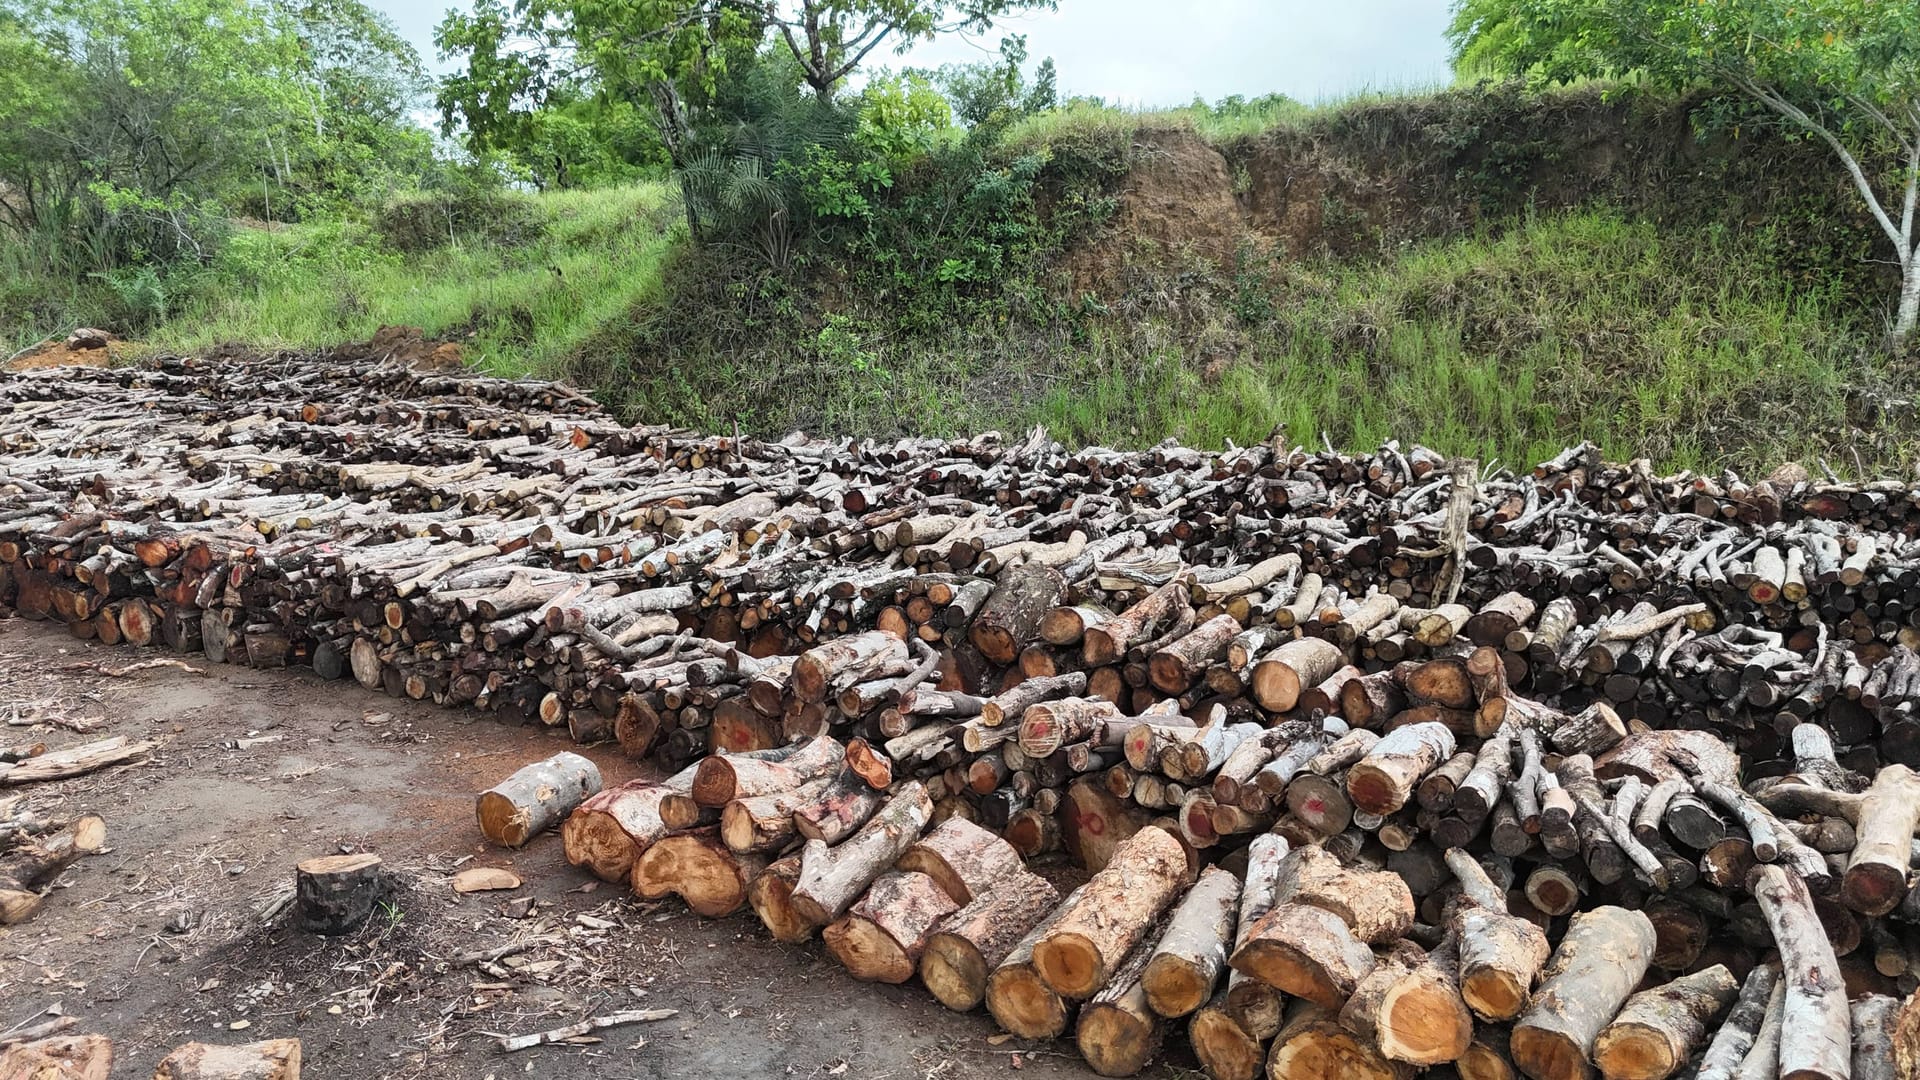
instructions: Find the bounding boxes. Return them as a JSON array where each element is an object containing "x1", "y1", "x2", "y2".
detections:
[{"x1": 377, "y1": 0, "x2": 1455, "y2": 107}]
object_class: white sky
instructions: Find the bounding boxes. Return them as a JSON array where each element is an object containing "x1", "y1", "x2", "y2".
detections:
[{"x1": 375, "y1": 0, "x2": 1455, "y2": 108}]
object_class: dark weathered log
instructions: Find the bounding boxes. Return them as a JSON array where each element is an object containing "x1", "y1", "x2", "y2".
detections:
[
  {"x1": 292, "y1": 852, "x2": 387, "y2": 936},
  {"x1": 1084, "y1": 582, "x2": 1188, "y2": 667}
]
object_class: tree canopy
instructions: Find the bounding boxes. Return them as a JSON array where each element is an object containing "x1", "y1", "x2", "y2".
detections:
[{"x1": 1448, "y1": 0, "x2": 1920, "y2": 345}]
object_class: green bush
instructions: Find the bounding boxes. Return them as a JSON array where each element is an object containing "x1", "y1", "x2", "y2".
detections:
[{"x1": 373, "y1": 189, "x2": 546, "y2": 253}]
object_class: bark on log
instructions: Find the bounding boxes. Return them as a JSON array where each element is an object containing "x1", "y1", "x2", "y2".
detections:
[
  {"x1": 1084, "y1": 582, "x2": 1187, "y2": 667},
  {"x1": 895, "y1": 816, "x2": 1022, "y2": 905},
  {"x1": 1592, "y1": 964, "x2": 1737, "y2": 1080},
  {"x1": 1347, "y1": 722, "x2": 1456, "y2": 816},
  {"x1": 0, "y1": 1035, "x2": 112, "y2": 1080},
  {"x1": 1511, "y1": 905, "x2": 1656, "y2": 1080},
  {"x1": 971, "y1": 562, "x2": 1067, "y2": 665},
  {"x1": 1266, "y1": 1002, "x2": 1412, "y2": 1080},
  {"x1": 292, "y1": 853, "x2": 386, "y2": 936},
  {"x1": 691, "y1": 735, "x2": 843, "y2": 806},
  {"x1": 1371, "y1": 933, "x2": 1475, "y2": 1065},
  {"x1": 791, "y1": 631, "x2": 908, "y2": 703},
  {"x1": 1693, "y1": 963, "x2": 1780, "y2": 1080},
  {"x1": 1251, "y1": 637, "x2": 1345, "y2": 713},
  {"x1": 1272, "y1": 845, "x2": 1414, "y2": 944},
  {"x1": 921, "y1": 868, "x2": 1059, "y2": 1011},
  {"x1": 789, "y1": 781, "x2": 933, "y2": 926},
  {"x1": 792, "y1": 770, "x2": 887, "y2": 845},
  {"x1": 562, "y1": 768, "x2": 695, "y2": 883},
  {"x1": 476, "y1": 752, "x2": 602, "y2": 848},
  {"x1": 1032, "y1": 825, "x2": 1190, "y2": 999},
  {"x1": 746, "y1": 855, "x2": 813, "y2": 944},
  {"x1": 1151, "y1": 613, "x2": 1242, "y2": 693},
  {"x1": 1143, "y1": 865, "x2": 1241, "y2": 1018},
  {"x1": 823, "y1": 869, "x2": 961, "y2": 984},
  {"x1": 1748, "y1": 864, "x2": 1850, "y2": 1080},
  {"x1": 1229, "y1": 901, "x2": 1374, "y2": 1009},
  {"x1": 1445, "y1": 848, "x2": 1551, "y2": 1022}
]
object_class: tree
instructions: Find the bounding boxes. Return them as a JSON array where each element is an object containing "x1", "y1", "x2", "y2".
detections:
[{"x1": 1449, "y1": 0, "x2": 1920, "y2": 349}]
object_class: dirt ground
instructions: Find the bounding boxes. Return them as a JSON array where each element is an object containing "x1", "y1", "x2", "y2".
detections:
[{"x1": 0, "y1": 618, "x2": 1166, "y2": 1079}]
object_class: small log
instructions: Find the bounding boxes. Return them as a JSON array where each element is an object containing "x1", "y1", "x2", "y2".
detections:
[
  {"x1": 1143, "y1": 865, "x2": 1241, "y2": 1018},
  {"x1": 1592, "y1": 964, "x2": 1737, "y2": 1080},
  {"x1": 790, "y1": 631, "x2": 908, "y2": 703},
  {"x1": 1347, "y1": 722, "x2": 1456, "y2": 816},
  {"x1": 152, "y1": 1039, "x2": 302, "y2": 1080},
  {"x1": 690, "y1": 735, "x2": 843, "y2": 806},
  {"x1": 1151, "y1": 613, "x2": 1242, "y2": 693},
  {"x1": 843, "y1": 737, "x2": 892, "y2": 789},
  {"x1": 971, "y1": 562, "x2": 1067, "y2": 665},
  {"x1": 921, "y1": 868, "x2": 1059, "y2": 1011},
  {"x1": 895, "y1": 817, "x2": 1022, "y2": 905},
  {"x1": 1229, "y1": 901, "x2": 1374, "y2": 1009},
  {"x1": 1032, "y1": 826, "x2": 1190, "y2": 999},
  {"x1": 1693, "y1": 963, "x2": 1780, "y2": 1080},
  {"x1": 789, "y1": 782, "x2": 934, "y2": 926},
  {"x1": 1371, "y1": 933, "x2": 1475, "y2": 1065},
  {"x1": 1550, "y1": 704, "x2": 1627, "y2": 758},
  {"x1": 1084, "y1": 581, "x2": 1188, "y2": 667},
  {"x1": 1250, "y1": 637, "x2": 1345, "y2": 713},
  {"x1": 721, "y1": 774, "x2": 839, "y2": 853},
  {"x1": 1445, "y1": 848, "x2": 1550, "y2": 1022},
  {"x1": 1511, "y1": 906, "x2": 1656, "y2": 1080},
  {"x1": 1850, "y1": 994, "x2": 1899, "y2": 1080},
  {"x1": 292, "y1": 853, "x2": 386, "y2": 936},
  {"x1": 1225, "y1": 833, "x2": 1291, "y2": 1040},
  {"x1": 823, "y1": 869, "x2": 961, "y2": 984},
  {"x1": 1189, "y1": 989, "x2": 1268, "y2": 1080},
  {"x1": 1077, "y1": 931, "x2": 1167, "y2": 1077},
  {"x1": 1266, "y1": 1002, "x2": 1412, "y2": 1080},
  {"x1": 475, "y1": 752, "x2": 602, "y2": 848},
  {"x1": 791, "y1": 771, "x2": 887, "y2": 845}
]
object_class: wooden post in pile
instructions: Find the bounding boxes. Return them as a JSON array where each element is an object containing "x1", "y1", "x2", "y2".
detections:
[
  {"x1": 476, "y1": 751, "x2": 601, "y2": 848},
  {"x1": 153, "y1": 1039, "x2": 303, "y2": 1080},
  {"x1": 292, "y1": 853, "x2": 386, "y2": 936},
  {"x1": 1032, "y1": 825, "x2": 1190, "y2": 999},
  {"x1": 1511, "y1": 905, "x2": 1655, "y2": 1080}
]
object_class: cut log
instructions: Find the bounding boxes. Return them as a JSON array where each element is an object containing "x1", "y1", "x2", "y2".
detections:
[
  {"x1": 1224, "y1": 833, "x2": 1291, "y2": 1040},
  {"x1": 895, "y1": 817, "x2": 1022, "y2": 905},
  {"x1": 1371, "y1": 933, "x2": 1476, "y2": 1065},
  {"x1": 791, "y1": 631, "x2": 908, "y2": 703},
  {"x1": 1189, "y1": 989, "x2": 1268, "y2": 1080},
  {"x1": 792, "y1": 771, "x2": 887, "y2": 845},
  {"x1": 1151, "y1": 613, "x2": 1242, "y2": 693},
  {"x1": 1693, "y1": 963, "x2": 1780, "y2": 1080},
  {"x1": 789, "y1": 782, "x2": 933, "y2": 927},
  {"x1": 1077, "y1": 930, "x2": 1167, "y2": 1078},
  {"x1": 842, "y1": 737, "x2": 892, "y2": 789},
  {"x1": 291, "y1": 853, "x2": 385, "y2": 937},
  {"x1": 1084, "y1": 581, "x2": 1187, "y2": 667},
  {"x1": 1018, "y1": 696, "x2": 1123, "y2": 757},
  {"x1": 152, "y1": 1040, "x2": 302, "y2": 1080},
  {"x1": 1272, "y1": 845, "x2": 1414, "y2": 944},
  {"x1": 0, "y1": 814, "x2": 106, "y2": 925},
  {"x1": 1445, "y1": 849, "x2": 1551, "y2": 1022},
  {"x1": 1142, "y1": 865, "x2": 1241, "y2": 1018},
  {"x1": 476, "y1": 752, "x2": 601, "y2": 848},
  {"x1": 971, "y1": 562, "x2": 1067, "y2": 665},
  {"x1": 1266, "y1": 1002, "x2": 1412, "y2": 1080},
  {"x1": 1748, "y1": 864, "x2": 1850, "y2": 1080},
  {"x1": 1511, "y1": 906, "x2": 1656, "y2": 1080},
  {"x1": 721, "y1": 774, "x2": 840, "y2": 854},
  {"x1": 746, "y1": 855, "x2": 813, "y2": 943},
  {"x1": 921, "y1": 868, "x2": 1059, "y2": 1011},
  {"x1": 980, "y1": 671, "x2": 1089, "y2": 727},
  {"x1": 562, "y1": 769, "x2": 694, "y2": 883},
  {"x1": 0, "y1": 1035, "x2": 112, "y2": 1080},
  {"x1": 1250, "y1": 637, "x2": 1345, "y2": 713},
  {"x1": 1592, "y1": 964, "x2": 1737, "y2": 1080},
  {"x1": 1347, "y1": 722, "x2": 1456, "y2": 816},
  {"x1": 691, "y1": 735, "x2": 843, "y2": 806},
  {"x1": 823, "y1": 869, "x2": 961, "y2": 984},
  {"x1": 1032, "y1": 825, "x2": 1190, "y2": 999},
  {"x1": 630, "y1": 827, "x2": 764, "y2": 917},
  {"x1": 1229, "y1": 901, "x2": 1374, "y2": 1009},
  {"x1": 986, "y1": 885, "x2": 1085, "y2": 1039},
  {"x1": 1850, "y1": 994, "x2": 1898, "y2": 1080}
]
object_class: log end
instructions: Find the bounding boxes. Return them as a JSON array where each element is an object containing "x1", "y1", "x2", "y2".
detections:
[
  {"x1": 1032, "y1": 931, "x2": 1105, "y2": 999},
  {"x1": 1841, "y1": 864, "x2": 1909, "y2": 918},
  {"x1": 823, "y1": 915, "x2": 915, "y2": 984},
  {"x1": 986, "y1": 967, "x2": 1070, "y2": 1040},
  {"x1": 1510, "y1": 1026, "x2": 1584, "y2": 1080},
  {"x1": 921, "y1": 933, "x2": 988, "y2": 1012},
  {"x1": 1077, "y1": 1003, "x2": 1160, "y2": 1077},
  {"x1": 1189, "y1": 1007, "x2": 1263, "y2": 1080},
  {"x1": 475, "y1": 792, "x2": 533, "y2": 848},
  {"x1": 1591, "y1": 1023, "x2": 1678, "y2": 1080},
  {"x1": 1142, "y1": 956, "x2": 1210, "y2": 1019},
  {"x1": 1460, "y1": 969, "x2": 1529, "y2": 1023}
]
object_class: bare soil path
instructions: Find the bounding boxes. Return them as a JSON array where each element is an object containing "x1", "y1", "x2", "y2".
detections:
[{"x1": 0, "y1": 618, "x2": 1123, "y2": 1079}]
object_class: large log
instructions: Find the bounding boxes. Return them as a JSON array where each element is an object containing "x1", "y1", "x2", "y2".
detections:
[
  {"x1": 1229, "y1": 901, "x2": 1374, "y2": 1009},
  {"x1": 823, "y1": 870, "x2": 961, "y2": 984},
  {"x1": 690, "y1": 735, "x2": 843, "y2": 806},
  {"x1": 630, "y1": 827, "x2": 764, "y2": 917},
  {"x1": 1250, "y1": 637, "x2": 1345, "y2": 713},
  {"x1": 745, "y1": 855, "x2": 813, "y2": 943},
  {"x1": 921, "y1": 868, "x2": 1059, "y2": 1011},
  {"x1": 1266, "y1": 1002, "x2": 1412, "y2": 1080},
  {"x1": 1083, "y1": 582, "x2": 1187, "y2": 667},
  {"x1": 1032, "y1": 825, "x2": 1190, "y2": 999},
  {"x1": 986, "y1": 885, "x2": 1085, "y2": 1039},
  {"x1": 789, "y1": 781, "x2": 933, "y2": 926},
  {"x1": 1271, "y1": 845, "x2": 1414, "y2": 944},
  {"x1": 475, "y1": 751, "x2": 602, "y2": 848},
  {"x1": 562, "y1": 768, "x2": 695, "y2": 883},
  {"x1": 1511, "y1": 905, "x2": 1656, "y2": 1080},
  {"x1": 790, "y1": 631, "x2": 908, "y2": 703},
  {"x1": 1445, "y1": 849, "x2": 1550, "y2": 1022},
  {"x1": 1142, "y1": 864, "x2": 1240, "y2": 1019}
]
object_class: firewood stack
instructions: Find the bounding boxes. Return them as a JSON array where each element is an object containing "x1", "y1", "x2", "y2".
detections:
[{"x1": 8, "y1": 353, "x2": 1920, "y2": 1076}]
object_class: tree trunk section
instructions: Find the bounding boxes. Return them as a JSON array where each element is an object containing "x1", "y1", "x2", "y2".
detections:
[
  {"x1": 971, "y1": 562, "x2": 1067, "y2": 665},
  {"x1": 1592, "y1": 964, "x2": 1737, "y2": 1080},
  {"x1": 921, "y1": 868, "x2": 1059, "y2": 1011},
  {"x1": 823, "y1": 869, "x2": 961, "y2": 984},
  {"x1": 1032, "y1": 825, "x2": 1190, "y2": 999},
  {"x1": 895, "y1": 816, "x2": 1022, "y2": 906},
  {"x1": 476, "y1": 751, "x2": 602, "y2": 848},
  {"x1": 1143, "y1": 864, "x2": 1241, "y2": 1018},
  {"x1": 1511, "y1": 905, "x2": 1656, "y2": 1080},
  {"x1": 293, "y1": 853, "x2": 387, "y2": 936},
  {"x1": 789, "y1": 781, "x2": 933, "y2": 927},
  {"x1": 1077, "y1": 932, "x2": 1166, "y2": 1077}
]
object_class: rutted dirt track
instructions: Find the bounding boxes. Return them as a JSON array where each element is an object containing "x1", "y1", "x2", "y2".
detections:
[{"x1": 0, "y1": 619, "x2": 1108, "y2": 1079}]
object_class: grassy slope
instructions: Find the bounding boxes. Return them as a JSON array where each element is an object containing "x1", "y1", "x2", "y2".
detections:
[{"x1": 144, "y1": 184, "x2": 676, "y2": 377}]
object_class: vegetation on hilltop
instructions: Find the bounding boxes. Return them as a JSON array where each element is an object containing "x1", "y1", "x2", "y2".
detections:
[{"x1": 1, "y1": 0, "x2": 1914, "y2": 474}]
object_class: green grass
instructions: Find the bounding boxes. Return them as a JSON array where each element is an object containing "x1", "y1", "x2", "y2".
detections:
[
  {"x1": 1030, "y1": 210, "x2": 1884, "y2": 471},
  {"x1": 144, "y1": 182, "x2": 676, "y2": 375}
]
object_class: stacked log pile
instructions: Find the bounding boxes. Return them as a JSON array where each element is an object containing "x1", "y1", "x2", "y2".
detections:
[{"x1": 8, "y1": 352, "x2": 1920, "y2": 1076}]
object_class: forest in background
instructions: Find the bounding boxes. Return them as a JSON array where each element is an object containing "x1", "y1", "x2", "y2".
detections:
[{"x1": 3, "y1": 0, "x2": 1916, "y2": 473}]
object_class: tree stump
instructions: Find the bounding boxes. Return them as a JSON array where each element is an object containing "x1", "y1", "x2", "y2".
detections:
[{"x1": 294, "y1": 854, "x2": 387, "y2": 936}]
